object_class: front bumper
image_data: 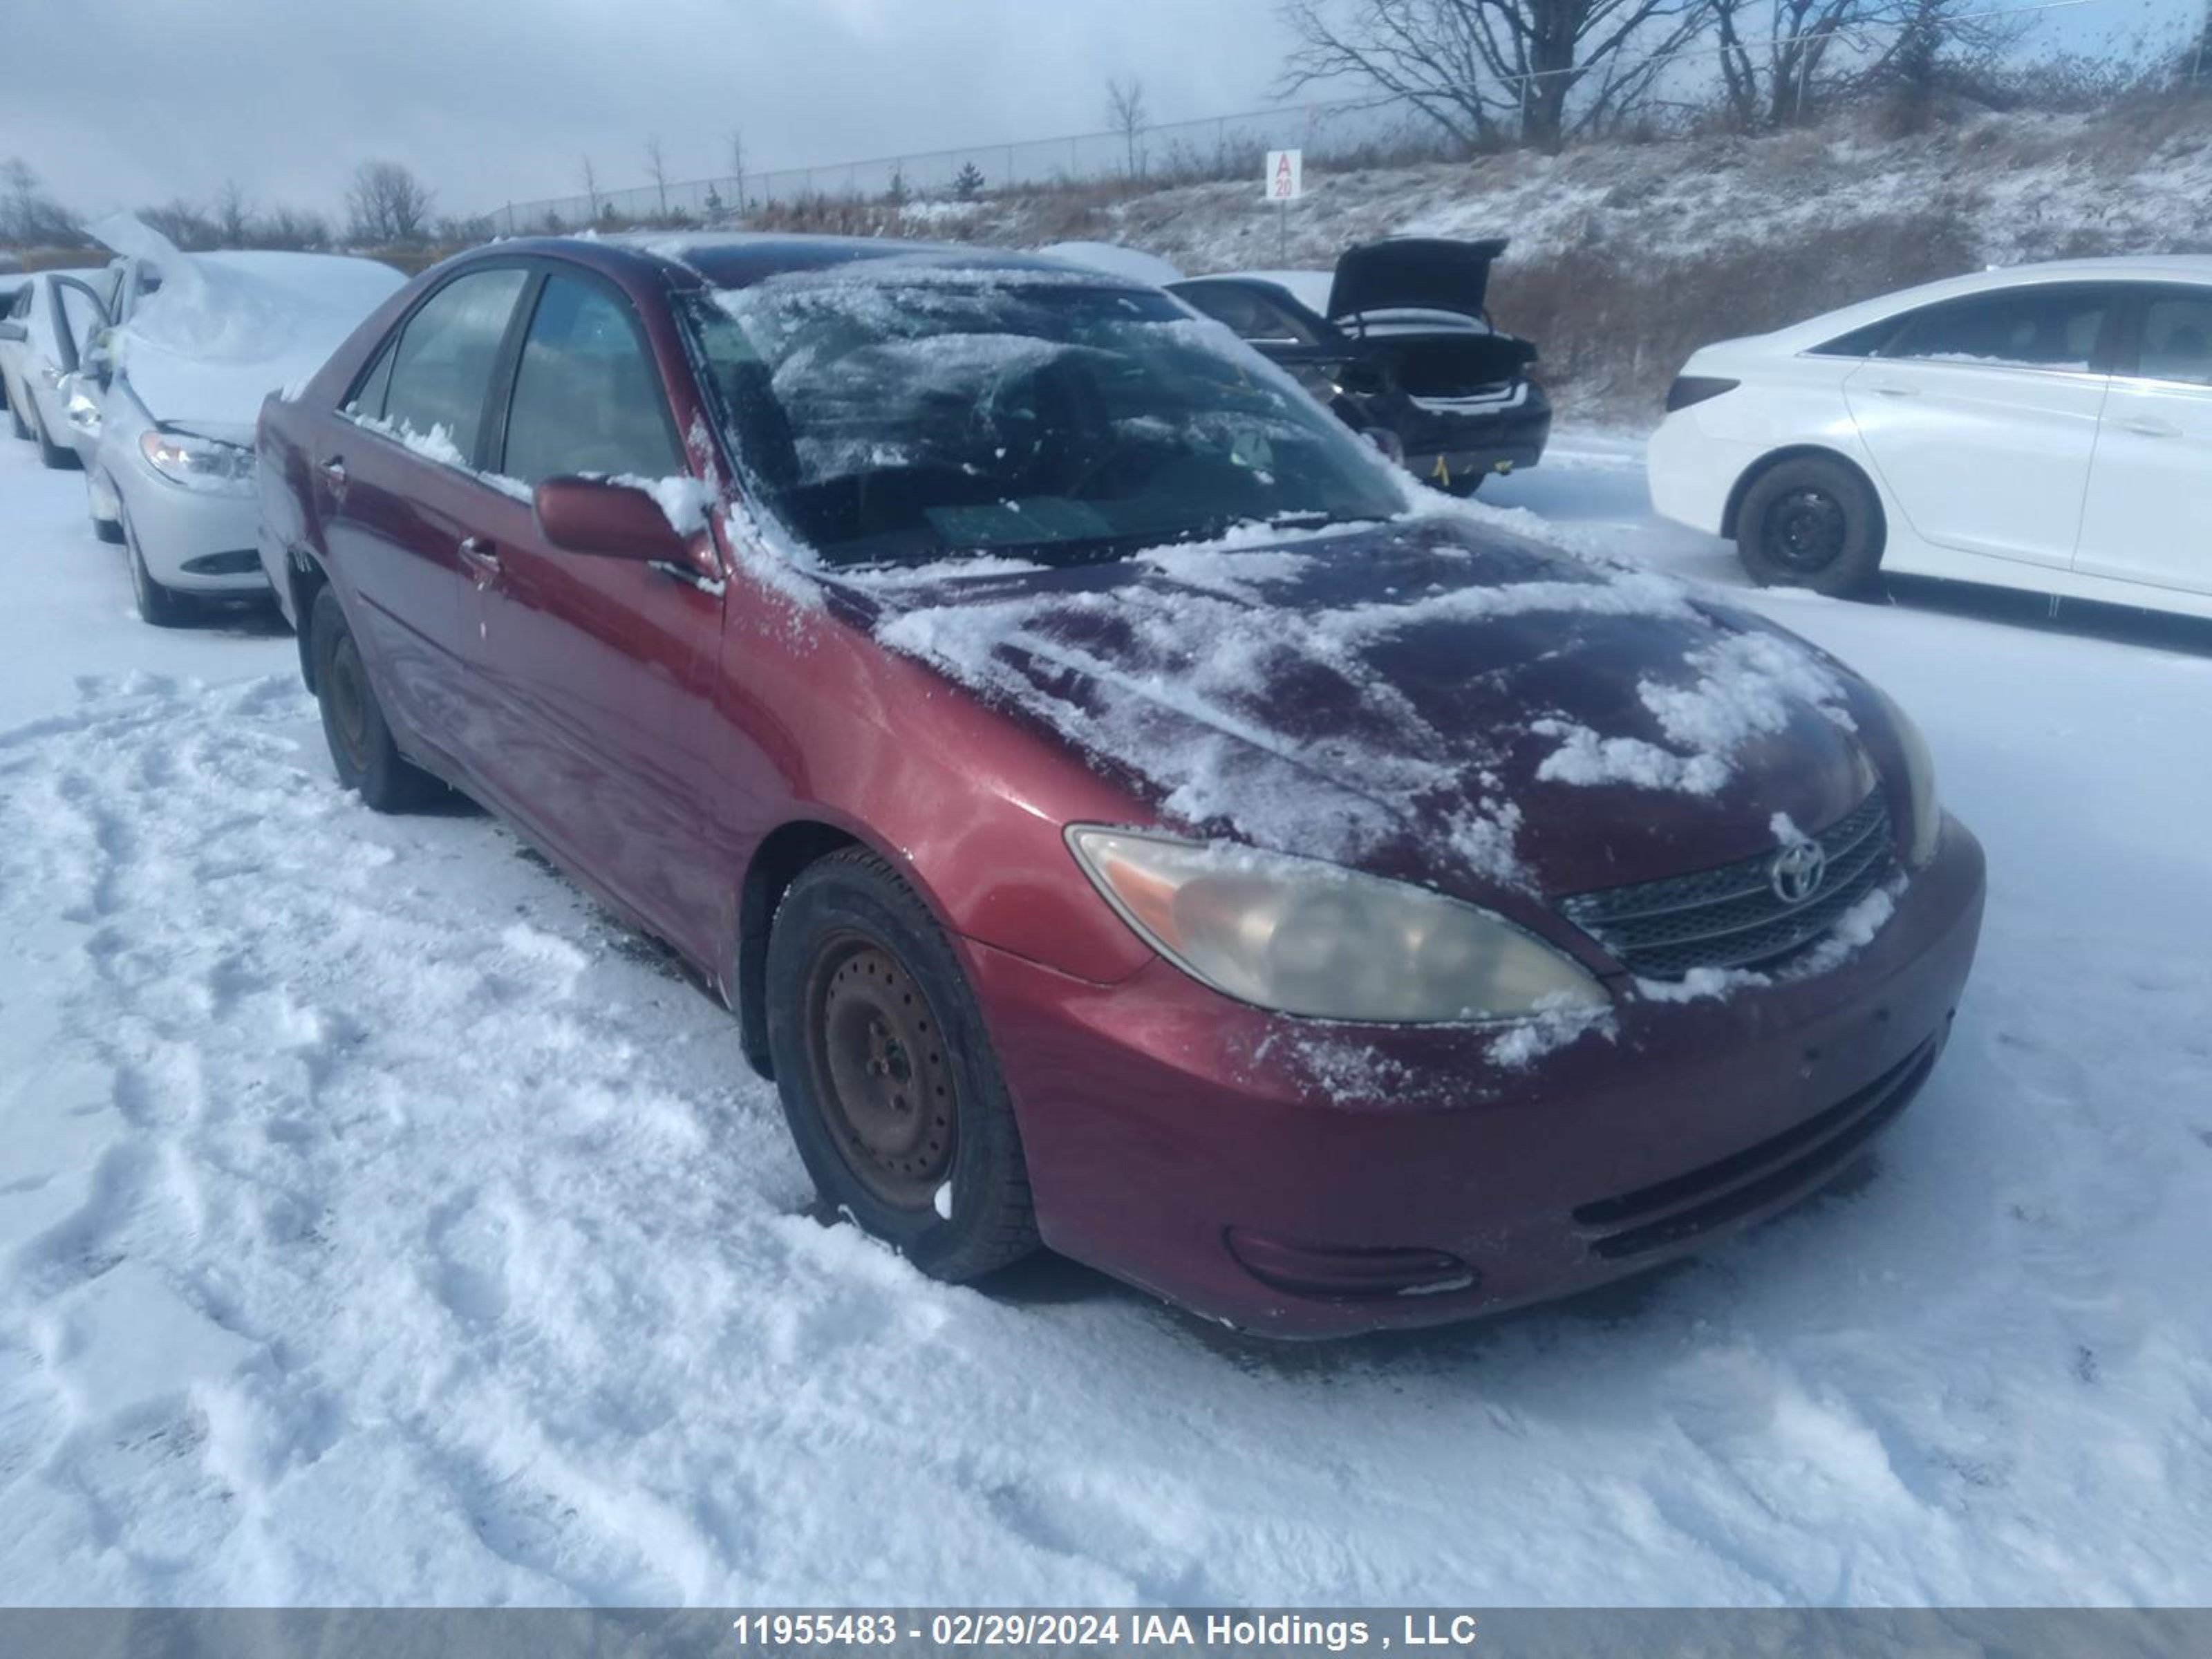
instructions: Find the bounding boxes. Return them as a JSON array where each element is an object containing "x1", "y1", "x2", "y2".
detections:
[
  {"x1": 966, "y1": 818, "x2": 1985, "y2": 1337},
  {"x1": 117, "y1": 459, "x2": 270, "y2": 593}
]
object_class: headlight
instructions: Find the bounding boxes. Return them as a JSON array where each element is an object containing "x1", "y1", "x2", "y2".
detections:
[
  {"x1": 61, "y1": 374, "x2": 101, "y2": 438},
  {"x1": 1067, "y1": 827, "x2": 1608, "y2": 1024},
  {"x1": 1868, "y1": 684, "x2": 1941, "y2": 866},
  {"x1": 140, "y1": 429, "x2": 255, "y2": 492}
]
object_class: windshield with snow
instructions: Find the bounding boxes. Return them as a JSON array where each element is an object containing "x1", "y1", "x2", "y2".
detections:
[{"x1": 687, "y1": 276, "x2": 1404, "y2": 569}]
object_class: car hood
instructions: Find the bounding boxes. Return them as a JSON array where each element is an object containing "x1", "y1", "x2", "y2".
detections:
[
  {"x1": 1329, "y1": 237, "x2": 1508, "y2": 326},
  {"x1": 850, "y1": 512, "x2": 1881, "y2": 901},
  {"x1": 91, "y1": 215, "x2": 403, "y2": 427}
]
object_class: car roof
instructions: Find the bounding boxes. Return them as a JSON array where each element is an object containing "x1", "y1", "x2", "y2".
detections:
[
  {"x1": 1756, "y1": 255, "x2": 2212, "y2": 351},
  {"x1": 478, "y1": 232, "x2": 1119, "y2": 292}
]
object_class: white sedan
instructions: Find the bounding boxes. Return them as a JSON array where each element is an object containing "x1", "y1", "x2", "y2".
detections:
[
  {"x1": 71, "y1": 216, "x2": 404, "y2": 626},
  {"x1": 1649, "y1": 257, "x2": 2212, "y2": 620}
]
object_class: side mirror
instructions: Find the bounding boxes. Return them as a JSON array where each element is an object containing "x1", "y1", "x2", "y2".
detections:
[
  {"x1": 532, "y1": 476, "x2": 693, "y2": 564},
  {"x1": 0, "y1": 320, "x2": 25, "y2": 344}
]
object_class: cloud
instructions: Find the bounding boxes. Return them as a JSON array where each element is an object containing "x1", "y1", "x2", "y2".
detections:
[{"x1": 7, "y1": 0, "x2": 1293, "y2": 223}]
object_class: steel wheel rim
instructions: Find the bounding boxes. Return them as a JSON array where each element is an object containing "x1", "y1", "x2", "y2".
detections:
[
  {"x1": 1766, "y1": 487, "x2": 1848, "y2": 571},
  {"x1": 326, "y1": 634, "x2": 373, "y2": 771},
  {"x1": 805, "y1": 934, "x2": 956, "y2": 1210}
]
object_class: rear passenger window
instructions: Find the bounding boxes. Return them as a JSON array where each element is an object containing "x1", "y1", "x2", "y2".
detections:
[
  {"x1": 1883, "y1": 288, "x2": 2110, "y2": 373},
  {"x1": 2135, "y1": 292, "x2": 2212, "y2": 386},
  {"x1": 498, "y1": 274, "x2": 680, "y2": 483},
  {"x1": 377, "y1": 267, "x2": 529, "y2": 462}
]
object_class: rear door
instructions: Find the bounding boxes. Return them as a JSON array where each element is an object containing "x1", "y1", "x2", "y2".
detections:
[
  {"x1": 318, "y1": 263, "x2": 531, "y2": 767},
  {"x1": 2072, "y1": 284, "x2": 2212, "y2": 597},
  {"x1": 468, "y1": 268, "x2": 731, "y2": 957},
  {"x1": 1843, "y1": 283, "x2": 2118, "y2": 571}
]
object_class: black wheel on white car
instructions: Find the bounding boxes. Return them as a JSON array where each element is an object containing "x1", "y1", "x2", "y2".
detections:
[
  {"x1": 765, "y1": 849, "x2": 1040, "y2": 1282},
  {"x1": 1736, "y1": 455, "x2": 1885, "y2": 597},
  {"x1": 7, "y1": 389, "x2": 28, "y2": 442},
  {"x1": 30, "y1": 402, "x2": 79, "y2": 471},
  {"x1": 309, "y1": 585, "x2": 442, "y2": 811},
  {"x1": 123, "y1": 512, "x2": 195, "y2": 628},
  {"x1": 88, "y1": 474, "x2": 124, "y2": 543}
]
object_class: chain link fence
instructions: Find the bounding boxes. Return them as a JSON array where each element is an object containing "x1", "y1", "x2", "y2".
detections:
[{"x1": 481, "y1": 95, "x2": 1447, "y2": 235}]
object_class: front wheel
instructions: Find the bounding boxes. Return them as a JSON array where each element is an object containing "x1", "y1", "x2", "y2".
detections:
[
  {"x1": 125, "y1": 516, "x2": 194, "y2": 628},
  {"x1": 32, "y1": 403, "x2": 79, "y2": 470},
  {"x1": 1735, "y1": 455, "x2": 1885, "y2": 597},
  {"x1": 765, "y1": 850, "x2": 1039, "y2": 1282}
]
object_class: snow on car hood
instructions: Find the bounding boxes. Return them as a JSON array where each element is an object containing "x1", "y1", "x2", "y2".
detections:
[
  {"x1": 89, "y1": 215, "x2": 404, "y2": 427},
  {"x1": 856, "y1": 509, "x2": 1880, "y2": 901}
]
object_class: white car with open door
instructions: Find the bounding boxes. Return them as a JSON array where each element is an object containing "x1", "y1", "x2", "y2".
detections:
[
  {"x1": 70, "y1": 217, "x2": 403, "y2": 626},
  {"x1": 0, "y1": 267, "x2": 119, "y2": 468},
  {"x1": 1649, "y1": 257, "x2": 2212, "y2": 621}
]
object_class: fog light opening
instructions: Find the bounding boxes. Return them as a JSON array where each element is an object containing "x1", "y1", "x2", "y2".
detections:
[{"x1": 1226, "y1": 1228, "x2": 1479, "y2": 1300}]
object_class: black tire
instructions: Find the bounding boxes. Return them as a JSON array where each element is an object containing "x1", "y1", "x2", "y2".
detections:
[
  {"x1": 32, "y1": 402, "x2": 79, "y2": 470},
  {"x1": 1736, "y1": 455, "x2": 1886, "y2": 597},
  {"x1": 309, "y1": 585, "x2": 442, "y2": 811},
  {"x1": 124, "y1": 514, "x2": 195, "y2": 628},
  {"x1": 765, "y1": 849, "x2": 1039, "y2": 1282},
  {"x1": 7, "y1": 389, "x2": 28, "y2": 442}
]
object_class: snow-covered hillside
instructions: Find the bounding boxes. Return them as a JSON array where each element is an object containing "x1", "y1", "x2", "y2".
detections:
[
  {"x1": 1, "y1": 433, "x2": 2209, "y2": 1604},
  {"x1": 844, "y1": 101, "x2": 2212, "y2": 414}
]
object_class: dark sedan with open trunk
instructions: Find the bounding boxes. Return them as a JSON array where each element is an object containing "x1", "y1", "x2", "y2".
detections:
[
  {"x1": 1170, "y1": 236, "x2": 1550, "y2": 495},
  {"x1": 257, "y1": 232, "x2": 1983, "y2": 1337}
]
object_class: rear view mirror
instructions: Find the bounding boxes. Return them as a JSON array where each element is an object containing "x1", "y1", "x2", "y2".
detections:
[{"x1": 533, "y1": 476, "x2": 693, "y2": 564}]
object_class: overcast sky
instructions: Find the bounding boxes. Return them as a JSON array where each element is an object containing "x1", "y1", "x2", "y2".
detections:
[
  {"x1": 4, "y1": 0, "x2": 1303, "y2": 222},
  {"x1": 3, "y1": 0, "x2": 2197, "y2": 226}
]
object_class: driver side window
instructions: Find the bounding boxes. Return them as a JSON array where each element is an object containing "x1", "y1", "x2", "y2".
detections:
[{"x1": 498, "y1": 274, "x2": 682, "y2": 485}]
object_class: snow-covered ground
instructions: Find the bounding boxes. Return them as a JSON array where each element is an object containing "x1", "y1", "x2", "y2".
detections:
[{"x1": 1, "y1": 430, "x2": 2209, "y2": 1606}]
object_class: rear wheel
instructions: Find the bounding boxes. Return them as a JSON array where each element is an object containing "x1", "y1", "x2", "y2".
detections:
[
  {"x1": 310, "y1": 585, "x2": 442, "y2": 811},
  {"x1": 7, "y1": 389, "x2": 28, "y2": 441},
  {"x1": 31, "y1": 402, "x2": 78, "y2": 470},
  {"x1": 765, "y1": 850, "x2": 1039, "y2": 1281},
  {"x1": 1736, "y1": 455, "x2": 1885, "y2": 597}
]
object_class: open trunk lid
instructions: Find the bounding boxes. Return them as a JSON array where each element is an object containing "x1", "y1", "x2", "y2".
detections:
[{"x1": 1328, "y1": 237, "x2": 1507, "y2": 326}]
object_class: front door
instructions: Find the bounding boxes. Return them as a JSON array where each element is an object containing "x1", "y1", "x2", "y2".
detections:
[
  {"x1": 468, "y1": 269, "x2": 730, "y2": 960},
  {"x1": 1844, "y1": 283, "x2": 2117, "y2": 571},
  {"x1": 2073, "y1": 285, "x2": 2212, "y2": 597}
]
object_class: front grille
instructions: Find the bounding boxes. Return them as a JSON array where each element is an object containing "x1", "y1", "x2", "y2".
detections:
[
  {"x1": 1573, "y1": 1038, "x2": 1937, "y2": 1260},
  {"x1": 1559, "y1": 789, "x2": 1895, "y2": 980}
]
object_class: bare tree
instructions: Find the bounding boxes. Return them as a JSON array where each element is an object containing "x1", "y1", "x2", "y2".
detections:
[
  {"x1": 581, "y1": 154, "x2": 602, "y2": 221},
  {"x1": 141, "y1": 198, "x2": 218, "y2": 250},
  {"x1": 728, "y1": 129, "x2": 747, "y2": 209},
  {"x1": 1106, "y1": 77, "x2": 1149, "y2": 176},
  {"x1": 1710, "y1": 0, "x2": 2019, "y2": 129},
  {"x1": 214, "y1": 179, "x2": 253, "y2": 247},
  {"x1": 646, "y1": 135, "x2": 669, "y2": 217},
  {"x1": 1278, "y1": 0, "x2": 1707, "y2": 151},
  {"x1": 0, "y1": 157, "x2": 82, "y2": 249},
  {"x1": 347, "y1": 160, "x2": 435, "y2": 244},
  {"x1": 258, "y1": 205, "x2": 333, "y2": 251}
]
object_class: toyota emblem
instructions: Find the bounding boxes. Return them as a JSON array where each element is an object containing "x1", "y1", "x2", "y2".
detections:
[{"x1": 1770, "y1": 840, "x2": 1828, "y2": 906}]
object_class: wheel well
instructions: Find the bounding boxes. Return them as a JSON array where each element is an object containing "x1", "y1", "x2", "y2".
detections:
[
  {"x1": 288, "y1": 550, "x2": 330, "y2": 692},
  {"x1": 1721, "y1": 445, "x2": 1885, "y2": 543},
  {"x1": 735, "y1": 821, "x2": 862, "y2": 1078}
]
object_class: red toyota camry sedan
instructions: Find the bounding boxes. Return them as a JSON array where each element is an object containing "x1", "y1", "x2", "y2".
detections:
[{"x1": 256, "y1": 234, "x2": 1985, "y2": 1337}]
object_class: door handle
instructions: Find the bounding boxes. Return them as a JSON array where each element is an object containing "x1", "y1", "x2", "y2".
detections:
[
  {"x1": 2117, "y1": 416, "x2": 2180, "y2": 438},
  {"x1": 319, "y1": 456, "x2": 348, "y2": 493},
  {"x1": 457, "y1": 535, "x2": 502, "y2": 585},
  {"x1": 1868, "y1": 383, "x2": 1919, "y2": 398}
]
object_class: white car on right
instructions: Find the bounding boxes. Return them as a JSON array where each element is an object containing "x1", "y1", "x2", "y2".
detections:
[{"x1": 1649, "y1": 257, "x2": 2212, "y2": 620}]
